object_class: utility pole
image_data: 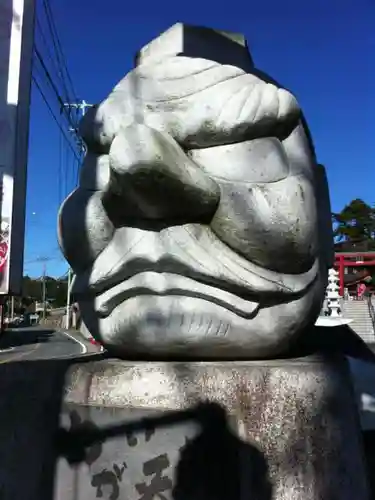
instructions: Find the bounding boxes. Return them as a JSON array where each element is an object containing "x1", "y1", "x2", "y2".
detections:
[
  {"x1": 60, "y1": 100, "x2": 90, "y2": 329},
  {"x1": 65, "y1": 268, "x2": 72, "y2": 330},
  {"x1": 10, "y1": 296, "x2": 14, "y2": 322},
  {"x1": 42, "y1": 262, "x2": 46, "y2": 321},
  {"x1": 61, "y1": 100, "x2": 91, "y2": 330},
  {"x1": 31, "y1": 256, "x2": 52, "y2": 321},
  {"x1": 63, "y1": 100, "x2": 93, "y2": 154},
  {"x1": 0, "y1": 298, "x2": 5, "y2": 336},
  {"x1": 64, "y1": 99, "x2": 92, "y2": 118}
]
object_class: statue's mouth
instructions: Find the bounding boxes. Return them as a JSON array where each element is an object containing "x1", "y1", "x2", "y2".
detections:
[
  {"x1": 94, "y1": 271, "x2": 261, "y2": 319},
  {"x1": 72, "y1": 224, "x2": 319, "y2": 318}
]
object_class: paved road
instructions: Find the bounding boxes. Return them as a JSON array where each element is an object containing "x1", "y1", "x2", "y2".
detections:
[{"x1": 0, "y1": 326, "x2": 87, "y2": 363}]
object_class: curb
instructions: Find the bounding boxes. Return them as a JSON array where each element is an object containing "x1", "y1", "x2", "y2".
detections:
[
  {"x1": 88, "y1": 336, "x2": 105, "y2": 352},
  {"x1": 60, "y1": 328, "x2": 104, "y2": 354}
]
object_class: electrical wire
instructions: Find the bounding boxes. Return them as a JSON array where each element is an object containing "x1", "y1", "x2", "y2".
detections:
[
  {"x1": 31, "y1": 0, "x2": 85, "y2": 222},
  {"x1": 58, "y1": 113, "x2": 63, "y2": 204},
  {"x1": 26, "y1": 3, "x2": 83, "y2": 279},
  {"x1": 34, "y1": 0, "x2": 84, "y2": 164},
  {"x1": 74, "y1": 147, "x2": 82, "y2": 185},
  {"x1": 41, "y1": 0, "x2": 79, "y2": 103},
  {"x1": 34, "y1": 46, "x2": 78, "y2": 132},
  {"x1": 35, "y1": 14, "x2": 70, "y2": 104},
  {"x1": 32, "y1": 75, "x2": 81, "y2": 163}
]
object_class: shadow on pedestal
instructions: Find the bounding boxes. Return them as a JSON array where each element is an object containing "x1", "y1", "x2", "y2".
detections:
[
  {"x1": 58, "y1": 401, "x2": 272, "y2": 500},
  {"x1": 0, "y1": 325, "x2": 375, "y2": 499},
  {"x1": 0, "y1": 356, "x2": 273, "y2": 500},
  {"x1": 173, "y1": 404, "x2": 272, "y2": 500}
]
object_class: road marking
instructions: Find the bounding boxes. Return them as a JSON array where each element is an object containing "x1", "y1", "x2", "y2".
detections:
[
  {"x1": 0, "y1": 342, "x2": 40, "y2": 364},
  {"x1": 60, "y1": 330, "x2": 87, "y2": 355},
  {"x1": 0, "y1": 347, "x2": 14, "y2": 353}
]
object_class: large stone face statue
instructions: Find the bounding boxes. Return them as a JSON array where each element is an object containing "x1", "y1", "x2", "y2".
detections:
[{"x1": 58, "y1": 24, "x2": 333, "y2": 359}]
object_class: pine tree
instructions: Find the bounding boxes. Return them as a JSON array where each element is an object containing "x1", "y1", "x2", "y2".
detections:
[{"x1": 332, "y1": 199, "x2": 375, "y2": 251}]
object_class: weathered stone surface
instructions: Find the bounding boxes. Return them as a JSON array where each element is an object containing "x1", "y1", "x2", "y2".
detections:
[
  {"x1": 55, "y1": 356, "x2": 369, "y2": 499},
  {"x1": 349, "y1": 356, "x2": 375, "y2": 430},
  {"x1": 58, "y1": 23, "x2": 333, "y2": 359},
  {"x1": 135, "y1": 22, "x2": 254, "y2": 71}
]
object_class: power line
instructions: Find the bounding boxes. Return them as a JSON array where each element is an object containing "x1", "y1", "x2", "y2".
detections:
[
  {"x1": 58, "y1": 114, "x2": 64, "y2": 203},
  {"x1": 73, "y1": 149, "x2": 80, "y2": 187},
  {"x1": 35, "y1": 15, "x2": 70, "y2": 104},
  {"x1": 25, "y1": 255, "x2": 61, "y2": 265},
  {"x1": 33, "y1": 0, "x2": 86, "y2": 194},
  {"x1": 64, "y1": 100, "x2": 93, "y2": 184},
  {"x1": 33, "y1": 3, "x2": 83, "y2": 199},
  {"x1": 32, "y1": 75, "x2": 81, "y2": 162},
  {"x1": 41, "y1": 0, "x2": 79, "y2": 102},
  {"x1": 28, "y1": 0, "x2": 85, "y2": 259},
  {"x1": 34, "y1": 46, "x2": 78, "y2": 132}
]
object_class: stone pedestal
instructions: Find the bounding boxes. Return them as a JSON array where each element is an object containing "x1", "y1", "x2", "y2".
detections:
[{"x1": 55, "y1": 355, "x2": 369, "y2": 500}]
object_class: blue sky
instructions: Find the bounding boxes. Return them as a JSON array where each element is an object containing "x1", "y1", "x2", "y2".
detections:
[{"x1": 24, "y1": 0, "x2": 375, "y2": 277}]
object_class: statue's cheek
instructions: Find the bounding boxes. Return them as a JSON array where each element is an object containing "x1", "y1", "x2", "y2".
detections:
[
  {"x1": 210, "y1": 176, "x2": 318, "y2": 274},
  {"x1": 58, "y1": 189, "x2": 115, "y2": 273},
  {"x1": 189, "y1": 138, "x2": 290, "y2": 184}
]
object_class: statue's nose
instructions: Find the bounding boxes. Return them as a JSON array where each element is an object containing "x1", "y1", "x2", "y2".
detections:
[{"x1": 103, "y1": 123, "x2": 220, "y2": 225}]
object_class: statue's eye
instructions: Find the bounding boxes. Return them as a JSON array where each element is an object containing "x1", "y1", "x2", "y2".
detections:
[{"x1": 188, "y1": 138, "x2": 290, "y2": 184}]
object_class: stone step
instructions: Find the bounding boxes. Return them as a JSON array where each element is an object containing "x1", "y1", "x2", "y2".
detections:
[{"x1": 348, "y1": 317, "x2": 373, "y2": 322}]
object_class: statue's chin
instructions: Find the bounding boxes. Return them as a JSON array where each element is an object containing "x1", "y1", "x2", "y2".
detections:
[{"x1": 79, "y1": 277, "x2": 324, "y2": 359}]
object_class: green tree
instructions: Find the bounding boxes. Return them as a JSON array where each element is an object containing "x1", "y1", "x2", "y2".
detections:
[
  {"x1": 332, "y1": 199, "x2": 375, "y2": 251},
  {"x1": 22, "y1": 275, "x2": 43, "y2": 300},
  {"x1": 21, "y1": 275, "x2": 68, "y2": 307}
]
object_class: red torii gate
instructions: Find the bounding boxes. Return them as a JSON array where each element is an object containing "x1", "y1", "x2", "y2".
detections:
[{"x1": 334, "y1": 252, "x2": 375, "y2": 296}]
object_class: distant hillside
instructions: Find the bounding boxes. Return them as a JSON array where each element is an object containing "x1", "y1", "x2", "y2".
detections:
[{"x1": 22, "y1": 275, "x2": 69, "y2": 308}]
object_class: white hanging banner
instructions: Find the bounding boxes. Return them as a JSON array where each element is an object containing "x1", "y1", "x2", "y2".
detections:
[{"x1": 0, "y1": 0, "x2": 35, "y2": 294}]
